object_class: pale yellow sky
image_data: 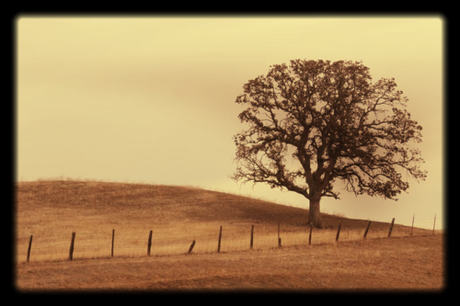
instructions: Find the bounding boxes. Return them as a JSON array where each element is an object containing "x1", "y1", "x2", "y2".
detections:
[{"x1": 16, "y1": 16, "x2": 444, "y2": 229}]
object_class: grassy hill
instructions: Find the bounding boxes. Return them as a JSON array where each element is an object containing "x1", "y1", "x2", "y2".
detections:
[
  {"x1": 16, "y1": 179, "x2": 414, "y2": 228},
  {"x1": 15, "y1": 180, "x2": 443, "y2": 291},
  {"x1": 15, "y1": 180, "x2": 432, "y2": 262},
  {"x1": 16, "y1": 179, "x2": 311, "y2": 226}
]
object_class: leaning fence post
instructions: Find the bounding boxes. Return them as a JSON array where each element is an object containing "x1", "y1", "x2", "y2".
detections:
[
  {"x1": 363, "y1": 221, "x2": 371, "y2": 239},
  {"x1": 388, "y1": 218, "x2": 395, "y2": 237},
  {"x1": 27, "y1": 235, "x2": 33, "y2": 263},
  {"x1": 217, "y1": 226, "x2": 222, "y2": 253},
  {"x1": 309, "y1": 226, "x2": 312, "y2": 245},
  {"x1": 69, "y1": 232, "x2": 76, "y2": 261},
  {"x1": 188, "y1": 240, "x2": 196, "y2": 254},
  {"x1": 335, "y1": 222, "x2": 342, "y2": 242},
  {"x1": 147, "y1": 230, "x2": 153, "y2": 256}
]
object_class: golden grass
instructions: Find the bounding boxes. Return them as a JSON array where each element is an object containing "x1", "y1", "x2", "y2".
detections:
[
  {"x1": 15, "y1": 180, "x2": 444, "y2": 291},
  {"x1": 16, "y1": 235, "x2": 445, "y2": 291},
  {"x1": 15, "y1": 180, "x2": 433, "y2": 264}
]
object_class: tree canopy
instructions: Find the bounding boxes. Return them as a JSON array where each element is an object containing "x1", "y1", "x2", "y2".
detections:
[{"x1": 232, "y1": 59, "x2": 427, "y2": 227}]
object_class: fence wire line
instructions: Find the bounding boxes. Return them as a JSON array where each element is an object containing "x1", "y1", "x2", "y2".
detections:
[{"x1": 16, "y1": 222, "x2": 435, "y2": 263}]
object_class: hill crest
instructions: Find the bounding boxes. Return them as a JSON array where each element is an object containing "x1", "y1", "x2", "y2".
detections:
[{"x1": 16, "y1": 179, "x2": 401, "y2": 230}]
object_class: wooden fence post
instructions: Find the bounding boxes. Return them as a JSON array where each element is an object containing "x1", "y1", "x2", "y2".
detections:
[
  {"x1": 188, "y1": 240, "x2": 196, "y2": 254},
  {"x1": 278, "y1": 223, "x2": 281, "y2": 248},
  {"x1": 309, "y1": 226, "x2": 312, "y2": 245},
  {"x1": 388, "y1": 218, "x2": 395, "y2": 237},
  {"x1": 335, "y1": 222, "x2": 342, "y2": 242},
  {"x1": 69, "y1": 232, "x2": 76, "y2": 261},
  {"x1": 363, "y1": 221, "x2": 371, "y2": 239},
  {"x1": 111, "y1": 229, "x2": 115, "y2": 258},
  {"x1": 27, "y1": 235, "x2": 33, "y2": 263},
  {"x1": 217, "y1": 226, "x2": 222, "y2": 253},
  {"x1": 147, "y1": 230, "x2": 153, "y2": 256},
  {"x1": 250, "y1": 225, "x2": 254, "y2": 249},
  {"x1": 410, "y1": 214, "x2": 415, "y2": 236}
]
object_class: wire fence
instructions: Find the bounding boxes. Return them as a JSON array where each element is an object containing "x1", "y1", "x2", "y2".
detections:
[
  {"x1": 393, "y1": 214, "x2": 441, "y2": 232},
  {"x1": 16, "y1": 218, "x2": 438, "y2": 264}
]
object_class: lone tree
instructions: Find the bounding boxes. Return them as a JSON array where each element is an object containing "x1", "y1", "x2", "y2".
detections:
[{"x1": 232, "y1": 59, "x2": 427, "y2": 228}]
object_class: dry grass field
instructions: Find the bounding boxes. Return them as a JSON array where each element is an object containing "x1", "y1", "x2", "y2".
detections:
[{"x1": 15, "y1": 179, "x2": 445, "y2": 291}]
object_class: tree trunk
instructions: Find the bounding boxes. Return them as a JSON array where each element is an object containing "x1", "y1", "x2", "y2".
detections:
[{"x1": 309, "y1": 198, "x2": 324, "y2": 228}]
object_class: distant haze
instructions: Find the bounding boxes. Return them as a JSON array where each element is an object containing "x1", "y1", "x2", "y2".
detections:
[{"x1": 16, "y1": 16, "x2": 444, "y2": 229}]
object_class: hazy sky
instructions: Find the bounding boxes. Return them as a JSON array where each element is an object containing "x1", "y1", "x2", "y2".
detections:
[{"x1": 16, "y1": 16, "x2": 444, "y2": 229}]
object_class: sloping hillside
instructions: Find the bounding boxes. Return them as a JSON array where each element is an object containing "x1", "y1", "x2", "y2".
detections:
[
  {"x1": 16, "y1": 180, "x2": 308, "y2": 226},
  {"x1": 16, "y1": 180, "x2": 420, "y2": 232},
  {"x1": 14, "y1": 180, "x2": 442, "y2": 290},
  {"x1": 15, "y1": 180, "x2": 433, "y2": 264}
]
